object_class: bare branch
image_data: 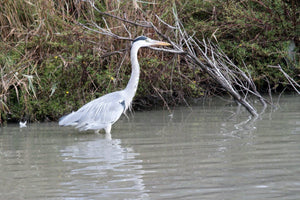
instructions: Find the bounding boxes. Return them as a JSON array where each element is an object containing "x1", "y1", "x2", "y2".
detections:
[
  {"x1": 86, "y1": 0, "x2": 152, "y2": 28},
  {"x1": 268, "y1": 65, "x2": 300, "y2": 94},
  {"x1": 149, "y1": 47, "x2": 186, "y2": 54},
  {"x1": 77, "y1": 22, "x2": 131, "y2": 41}
]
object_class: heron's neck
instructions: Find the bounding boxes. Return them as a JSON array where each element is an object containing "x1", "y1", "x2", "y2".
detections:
[{"x1": 124, "y1": 45, "x2": 140, "y2": 100}]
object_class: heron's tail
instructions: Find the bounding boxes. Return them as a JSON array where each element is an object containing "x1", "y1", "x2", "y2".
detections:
[{"x1": 59, "y1": 111, "x2": 80, "y2": 126}]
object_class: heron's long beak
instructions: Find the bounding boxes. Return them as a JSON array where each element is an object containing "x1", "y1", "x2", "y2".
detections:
[{"x1": 151, "y1": 41, "x2": 171, "y2": 46}]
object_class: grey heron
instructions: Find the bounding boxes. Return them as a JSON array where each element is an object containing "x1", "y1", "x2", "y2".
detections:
[{"x1": 59, "y1": 36, "x2": 171, "y2": 139}]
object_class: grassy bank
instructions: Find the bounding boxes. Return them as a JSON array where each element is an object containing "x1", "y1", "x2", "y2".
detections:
[{"x1": 0, "y1": 0, "x2": 299, "y2": 123}]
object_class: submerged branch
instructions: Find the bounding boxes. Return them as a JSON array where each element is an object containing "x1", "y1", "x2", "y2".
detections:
[{"x1": 155, "y1": 15, "x2": 268, "y2": 116}]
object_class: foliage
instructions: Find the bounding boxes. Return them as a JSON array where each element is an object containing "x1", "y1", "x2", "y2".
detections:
[
  {"x1": 0, "y1": 0, "x2": 299, "y2": 123},
  {"x1": 181, "y1": 0, "x2": 299, "y2": 91}
]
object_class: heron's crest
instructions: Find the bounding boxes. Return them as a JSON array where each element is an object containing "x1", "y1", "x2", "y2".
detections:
[{"x1": 133, "y1": 36, "x2": 148, "y2": 43}]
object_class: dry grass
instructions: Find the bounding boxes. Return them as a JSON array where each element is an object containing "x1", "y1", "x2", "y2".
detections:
[{"x1": 0, "y1": 0, "x2": 184, "y2": 122}]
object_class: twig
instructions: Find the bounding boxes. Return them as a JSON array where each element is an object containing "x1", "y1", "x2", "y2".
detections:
[
  {"x1": 99, "y1": 49, "x2": 127, "y2": 58},
  {"x1": 77, "y1": 22, "x2": 131, "y2": 41},
  {"x1": 85, "y1": 0, "x2": 152, "y2": 28},
  {"x1": 268, "y1": 65, "x2": 300, "y2": 94}
]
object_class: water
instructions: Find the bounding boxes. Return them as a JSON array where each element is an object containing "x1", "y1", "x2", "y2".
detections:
[{"x1": 0, "y1": 95, "x2": 299, "y2": 200}]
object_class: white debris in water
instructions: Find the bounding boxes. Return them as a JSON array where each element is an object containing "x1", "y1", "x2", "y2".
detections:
[{"x1": 19, "y1": 121, "x2": 27, "y2": 128}]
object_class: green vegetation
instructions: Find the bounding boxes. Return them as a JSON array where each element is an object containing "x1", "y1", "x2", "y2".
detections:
[
  {"x1": 181, "y1": 0, "x2": 299, "y2": 91},
  {"x1": 0, "y1": 0, "x2": 299, "y2": 123}
]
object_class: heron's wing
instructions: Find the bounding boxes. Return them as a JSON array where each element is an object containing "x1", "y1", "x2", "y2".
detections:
[{"x1": 59, "y1": 91, "x2": 126, "y2": 130}]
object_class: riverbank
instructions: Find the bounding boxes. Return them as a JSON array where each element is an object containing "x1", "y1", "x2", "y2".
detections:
[{"x1": 0, "y1": 0, "x2": 299, "y2": 122}]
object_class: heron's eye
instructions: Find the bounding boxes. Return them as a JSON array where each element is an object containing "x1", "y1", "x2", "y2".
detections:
[{"x1": 145, "y1": 38, "x2": 151, "y2": 43}]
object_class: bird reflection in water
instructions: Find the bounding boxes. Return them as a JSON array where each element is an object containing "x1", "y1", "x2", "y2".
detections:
[{"x1": 60, "y1": 137, "x2": 149, "y2": 199}]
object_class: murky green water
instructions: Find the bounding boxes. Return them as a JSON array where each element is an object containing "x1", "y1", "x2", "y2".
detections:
[{"x1": 0, "y1": 95, "x2": 299, "y2": 199}]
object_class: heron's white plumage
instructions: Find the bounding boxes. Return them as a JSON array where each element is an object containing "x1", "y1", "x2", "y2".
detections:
[
  {"x1": 59, "y1": 36, "x2": 170, "y2": 136},
  {"x1": 59, "y1": 90, "x2": 126, "y2": 131}
]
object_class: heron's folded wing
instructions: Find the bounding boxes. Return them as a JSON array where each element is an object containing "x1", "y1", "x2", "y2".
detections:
[{"x1": 68, "y1": 92, "x2": 125, "y2": 130}]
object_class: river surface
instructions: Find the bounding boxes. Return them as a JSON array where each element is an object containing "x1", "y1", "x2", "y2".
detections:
[{"x1": 0, "y1": 95, "x2": 299, "y2": 200}]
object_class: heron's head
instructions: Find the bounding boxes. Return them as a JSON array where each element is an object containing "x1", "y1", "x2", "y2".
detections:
[{"x1": 132, "y1": 36, "x2": 171, "y2": 48}]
